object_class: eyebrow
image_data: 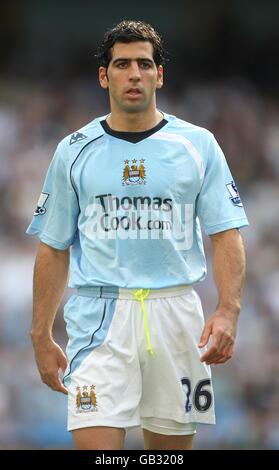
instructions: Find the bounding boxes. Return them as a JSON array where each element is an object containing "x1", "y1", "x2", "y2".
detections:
[{"x1": 111, "y1": 58, "x2": 154, "y2": 65}]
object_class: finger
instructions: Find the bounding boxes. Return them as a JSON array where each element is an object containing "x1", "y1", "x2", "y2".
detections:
[
  {"x1": 202, "y1": 329, "x2": 228, "y2": 361},
  {"x1": 218, "y1": 334, "x2": 234, "y2": 354},
  {"x1": 200, "y1": 332, "x2": 222, "y2": 359},
  {"x1": 200, "y1": 344, "x2": 220, "y2": 362},
  {"x1": 210, "y1": 346, "x2": 234, "y2": 364},
  {"x1": 56, "y1": 381, "x2": 68, "y2": 395},
  {"x1": 201, "y1": 346, "x2": 225, "y2": 364},
  {"x1": 48, "y1": 378, "x2": 68, "y2": 395},
  {"x1": 212, "y1": 355, "x2": 232, "y2": 364},
  {"x1": 52, "y1": 373, "x2": 68, "y2": 395},
  {"x1": 203, "y1": 353, "x2": 224, "y2": 365},
  {"x1": 199, "y1": 324, "x2": 212, "y2": 348},
  {"x1": 213, "y1": 340, "x2": 234, "y2": 360},
  {"x1": 58, "y1": 355, "x2": 68, "y2": 374},
  {"x1": 42, "y1": 373, "x2": 68, "y2": 395},
  {"x1": 208, "y1": 344, "x2": 231, "y2": 362},
  {"x1": 214, "y1": 347, "x2": 234, "y2": 364}
]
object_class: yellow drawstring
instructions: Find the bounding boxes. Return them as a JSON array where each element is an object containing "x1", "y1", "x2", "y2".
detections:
[{"x1": 132, "y1": 288, "x2": 155, "y2": 356}]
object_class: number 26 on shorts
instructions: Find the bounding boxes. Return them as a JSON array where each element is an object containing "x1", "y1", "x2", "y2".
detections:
[{"x1": 181, "y1": 378, "x2": 213, "y2": 413}]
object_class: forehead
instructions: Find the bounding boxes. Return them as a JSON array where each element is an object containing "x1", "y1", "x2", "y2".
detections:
[{"x1": 110, "y1": 41, "x2": 154, "y2": 60}]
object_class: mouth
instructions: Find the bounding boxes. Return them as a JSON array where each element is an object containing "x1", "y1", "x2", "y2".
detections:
[{"x1": 125, "y1": 88, "x2": 142, "y2": 98}]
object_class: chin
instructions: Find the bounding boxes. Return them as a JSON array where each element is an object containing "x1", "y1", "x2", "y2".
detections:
[{"x1": 121, "y1": 103, "x2": 148, "y2": 114}]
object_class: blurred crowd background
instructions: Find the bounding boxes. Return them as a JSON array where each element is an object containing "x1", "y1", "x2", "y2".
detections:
[{"x1": 1, "y1": 0, "x2": 279, "y2": 450}]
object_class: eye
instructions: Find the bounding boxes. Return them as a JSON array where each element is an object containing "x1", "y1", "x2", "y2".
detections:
[
  {"x1": 116, "y1": 62, "x2": 127, "y2": 69},
  {"x1": 140, "y1": 62, "x2": 152, "y2": 69}
]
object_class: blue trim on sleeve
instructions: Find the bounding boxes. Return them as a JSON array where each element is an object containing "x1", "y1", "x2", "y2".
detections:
[
  {"x1": 25, "y1": 227, "x2": 71, "y2": 250},
  {"x1": 205, "y1": 218, "x2": 249, "y2": 235}
]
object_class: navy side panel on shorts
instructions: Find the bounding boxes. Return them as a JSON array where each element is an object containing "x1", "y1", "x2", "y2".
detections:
[{"x1": 63, "y1": 295, "x2": 117, "y2": 387}]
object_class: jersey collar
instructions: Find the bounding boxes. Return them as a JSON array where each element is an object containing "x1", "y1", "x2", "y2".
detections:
[{"x1": 100, "y1": 115, "x2": 168, "y2": 143}]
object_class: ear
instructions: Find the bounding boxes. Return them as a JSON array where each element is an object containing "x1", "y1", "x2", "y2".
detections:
[
  {"x1": 156, "y1": 65, "x2": 163, "y2": 89},
  {"x1": 99, "y1": 67, "x2": 109, "y2": 89}
]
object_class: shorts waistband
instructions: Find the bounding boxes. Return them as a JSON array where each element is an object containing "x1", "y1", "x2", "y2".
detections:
[{"x1": 76, "y1": 284, "x2": 193, "y2": 300}]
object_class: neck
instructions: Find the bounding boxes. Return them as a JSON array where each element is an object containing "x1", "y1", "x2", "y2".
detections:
[{"x1": 107, "y1": 106, "x2": 164, "y2": 132}]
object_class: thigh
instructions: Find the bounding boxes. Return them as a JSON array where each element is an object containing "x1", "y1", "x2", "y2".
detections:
[
  {"x1": 140, "y1": 290, "x2": 215, "y2": 426},
  {"x1": 64, "y1": 295, "x2": 142, "y2": 432},
  {"x1": 142, "y1": 428, "x2": 195, "y2": 450},
  {"x1": 72, "y1": 426, "x2": 126, "y2": 450}
]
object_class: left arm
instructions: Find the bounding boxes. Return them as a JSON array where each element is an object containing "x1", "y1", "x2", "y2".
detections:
[{"x1": 199, "y1": 228, "x2": 246, "y2": 365}]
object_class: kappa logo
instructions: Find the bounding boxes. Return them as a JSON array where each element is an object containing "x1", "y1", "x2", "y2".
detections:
[
  {"x1": 34, "y1": 192, "x2": 49, "y2": 216},
  {"x1": 70, "y1": 132, "x2": 87, "y2": 145},
  {"x1": 122, "y1": 159, "x2": 146, "y2": 185},
  {"x1": 76, "y1": 385, "x2": 98, "y2": 413},
  {"x1": 226, "y1": 181, "x2": 243, "y2": 207}
]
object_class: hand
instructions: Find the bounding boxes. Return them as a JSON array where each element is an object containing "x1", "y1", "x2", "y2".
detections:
[
  {"x1": 198, "y1": 310, "x2": 238, "y2": 365},
  {"x1": 31, "y1": 336, "x2": 68, "y2": 395}
]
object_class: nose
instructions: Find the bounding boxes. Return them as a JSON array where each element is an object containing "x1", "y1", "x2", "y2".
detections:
[{"x1": 128, "y1": 61, "x2": 141, "y2": 81}]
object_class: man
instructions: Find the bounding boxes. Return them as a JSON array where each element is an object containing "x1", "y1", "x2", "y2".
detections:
[{"x1": 26, "y1": 20, "x2": 248, "y2": 450}]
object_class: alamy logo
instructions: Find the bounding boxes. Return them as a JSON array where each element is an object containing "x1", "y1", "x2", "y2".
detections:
[
  {"x1": 70, "y1": 132, "x2": 87, "y2": 145},
  {"x1": 34, "y1": 192, "x2": 49, "y2": 216},
  {"x1": 226, "y1": 181, "x2": 243, "y2": 207}
]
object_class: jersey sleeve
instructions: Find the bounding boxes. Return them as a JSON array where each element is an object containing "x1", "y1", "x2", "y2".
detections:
[
  {"x1": 196, "y1": 133, "x2": 249, "y2": 235},
  {"x1": 26, "y1": 145, "x2": 79, "y2": 249}
]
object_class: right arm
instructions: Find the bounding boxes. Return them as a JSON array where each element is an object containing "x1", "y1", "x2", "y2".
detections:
[{"x1": 30, "y1": 241, "x2": 70, "y2": 394}]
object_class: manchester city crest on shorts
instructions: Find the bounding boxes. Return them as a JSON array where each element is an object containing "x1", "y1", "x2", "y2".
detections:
[
  {"x1": 76, "y1": 385, "x2": 98, "y2": 413},
  {"x1": 122, "y1": 159, "x2": 146, "y2": 185},
  {"x1": 226, "y1": 181, "x2": 243, "y2": 207},
  {"x1": 34, "y1": 192, "x2": 49, "y2": 216}
]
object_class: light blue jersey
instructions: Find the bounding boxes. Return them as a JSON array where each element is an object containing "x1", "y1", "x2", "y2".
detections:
[{"x1": 26, "y1": 112, "x2": 249, "y2": 289}]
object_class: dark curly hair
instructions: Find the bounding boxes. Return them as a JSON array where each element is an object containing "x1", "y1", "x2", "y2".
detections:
[{"x1": 95, "y1": 20, "x2": 167, "y2": 68}]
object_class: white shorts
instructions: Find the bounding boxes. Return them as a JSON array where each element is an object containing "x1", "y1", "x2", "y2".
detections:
[{"x1": 63, "y1": 284, "x2": 215, "y2": 434}]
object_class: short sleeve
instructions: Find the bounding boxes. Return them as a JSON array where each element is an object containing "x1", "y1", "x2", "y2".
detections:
[
  {"x1": 196, "y1": 133, "x2": 249, "y2": 235},
  {"x1": 26, "y1": 146, "x2": 79, "y2": 249}
]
